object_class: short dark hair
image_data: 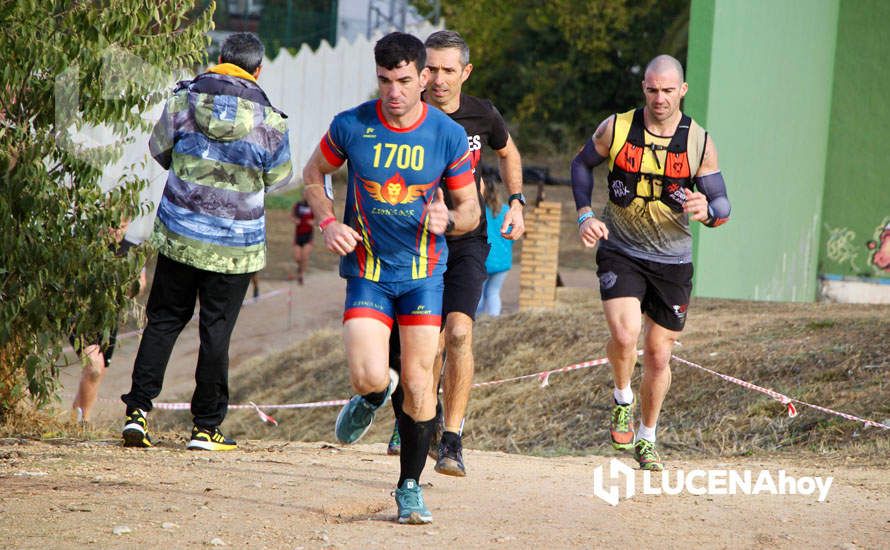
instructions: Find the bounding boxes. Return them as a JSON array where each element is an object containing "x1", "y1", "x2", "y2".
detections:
[
  {"x1": 374, "y1": 32, "x2": 426, "y2": 73},
  {"x1": 425, "y1": 30, "x2": 470, "y2": 67},
  {"x1": 220, "y1": 32, "x2": 264, "y2": 74}
]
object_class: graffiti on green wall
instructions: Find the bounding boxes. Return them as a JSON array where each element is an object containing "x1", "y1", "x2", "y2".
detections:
[
  {"x1": 824, "y1": 224, "x2": 860, "y2": 272},
  {"x1": 825, "y1": 216, "x2": 890, "y2": 276},
  {"x1": 866, "y1": 218, "x2": 890, "y2": 273}
]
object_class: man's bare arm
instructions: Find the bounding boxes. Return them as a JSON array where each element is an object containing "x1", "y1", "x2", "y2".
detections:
[
  {"x1": 302, "y1": 146, "x2": 361, "y2": 255},
  {"x1": 446, "y1": 182, "x2": 481, "y2": 236},
  {"x1": 302, "y1": 146, "x2": 337, "y2": 219},
  {"x1": 494, "y1": 134, "x2": 525, "y2": 239}
]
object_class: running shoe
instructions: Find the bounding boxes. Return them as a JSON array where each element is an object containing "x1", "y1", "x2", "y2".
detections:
[
  {"x1": 634, "y1": 438, "x2": 664, "y2": 471},
  {"x1": 387, "y1": 419, "x2": 401, "y2": 456},
  {"x1": 434, "y1": 432, "x2": 466, "y2": 477},
  {"x1": 610, "y1": 400, "x2": 635, "y2": 451},
  {"x1": 122, "y1": 408, "x2": 152, "y2": 448},
  {"x1": 394, "y1": 479, "x2": 432, "y2": 524},
  {"x1": 426, "y1": 397, "x2": 445, "y2": 460},
  {"x1": 187, "y1": 426, "x2": 237, "y2": 451},
  {"x1": 335, "y1": 368, "x2": 399, "y2": 444}
]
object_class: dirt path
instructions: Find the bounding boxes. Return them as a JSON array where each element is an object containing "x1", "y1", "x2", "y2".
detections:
[
  {"x1": 1, "y1": 439, "x2": 887, "y2": 549},
  {"x1": 39, "y1": 265, "x2": 890, "y2": 548}
]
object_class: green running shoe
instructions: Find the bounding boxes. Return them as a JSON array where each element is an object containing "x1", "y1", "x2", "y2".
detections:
[
  {"x1": 634, "y1": 438, "x2": 664, "y2": 471},
  {"x1": 610, "y1": 400, "x2": 635, "y2": 451},
  {"x1": 394, "y1": 479, "x2": 432, "y2": 524},
  {"x1": 122, "y1": 408, "x2": 152, "y2": 448},
  {"x1": 335, "y1": 368, "x2": 398, "y2": 444},
  {"x1": 387, "y1": 419, "x2": 401, "y2": 456}
]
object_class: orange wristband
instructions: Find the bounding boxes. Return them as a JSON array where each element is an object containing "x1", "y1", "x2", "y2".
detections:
[{"x1": 319, "y1": 216, "x2": 337, "y2": 232}]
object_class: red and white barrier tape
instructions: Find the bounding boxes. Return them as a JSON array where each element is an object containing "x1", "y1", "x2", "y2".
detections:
[
  {"x1": 471, "y1": 351, "x2": 642, "y2": 389},
  {"x1": 153, "y1": 397, "x2": 350, "y2": 425},
  {"x1": 153, "y1": 398, "x2": 349, "y2": 412},
  {"x1": 147, "y1": 351, "x2": 889, "y2": 432},
  {"x1": 671, "y1": 354, "x2": 889, "y2": 430}
]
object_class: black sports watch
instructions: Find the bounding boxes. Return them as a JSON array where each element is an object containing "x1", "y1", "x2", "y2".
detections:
[{"x1": 509, "y1": 193, "x2": 526, "y2": 206}]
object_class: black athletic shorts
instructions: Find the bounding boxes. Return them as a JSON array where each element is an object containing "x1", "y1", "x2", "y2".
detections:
[
  {"x1": 294, "y1": 231, "x2": 313, "y2": 246},
  {"x1": 442, "y1": 236, "x2": 490, "y2": 323},
  {"x1": 595, "y1": 246, "x2": 693, "y2": 332}
]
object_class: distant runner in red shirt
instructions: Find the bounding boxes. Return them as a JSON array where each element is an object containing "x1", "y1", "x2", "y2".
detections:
[{"x1": 290, "y1": 197, "x2": 315, "y2": 284}]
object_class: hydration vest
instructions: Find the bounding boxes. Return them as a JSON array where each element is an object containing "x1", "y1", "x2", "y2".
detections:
[{"x1": 607, "y1": 108, "x2": 695, "y2": 213}]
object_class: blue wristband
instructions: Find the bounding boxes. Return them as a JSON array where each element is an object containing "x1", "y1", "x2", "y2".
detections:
[{"x1": 577, "y1": 211, "x2": 595, "y2": 225}]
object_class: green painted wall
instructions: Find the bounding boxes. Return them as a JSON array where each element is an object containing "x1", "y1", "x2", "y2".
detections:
[
  {"x1": 819, "y1": 0, "x2": 890, "y2": 281},
  {"x1": 687, "y1": 0, "x2": 839, "y2": 301}
]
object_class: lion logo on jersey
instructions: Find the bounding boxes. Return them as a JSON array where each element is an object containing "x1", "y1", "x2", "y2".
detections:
[{"x1": 362, "y1": 172, "x2": 436, "y2": 206}]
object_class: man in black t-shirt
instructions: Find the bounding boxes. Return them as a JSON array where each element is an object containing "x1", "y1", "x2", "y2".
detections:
[{"x1": 388, "y1": 30, "x2": 525, "y2": 477}]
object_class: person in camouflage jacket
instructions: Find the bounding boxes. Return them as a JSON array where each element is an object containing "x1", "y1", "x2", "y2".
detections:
[{"x1": 121, "y1": 32, "x2": 292, "y2": 451}]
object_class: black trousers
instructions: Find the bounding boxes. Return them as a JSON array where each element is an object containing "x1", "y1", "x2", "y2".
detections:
[{"x1": 122, "y1": 254, "x2": 252, "y2": 428}]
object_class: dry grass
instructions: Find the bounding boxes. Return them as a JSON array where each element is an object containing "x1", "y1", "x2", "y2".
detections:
[{"x1": 209, "y1": 291, "x2": 890, "y2": 464}]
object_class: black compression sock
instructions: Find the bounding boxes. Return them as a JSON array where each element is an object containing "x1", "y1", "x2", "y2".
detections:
[
  {"x1": 390, "y1": 384, "x2": 404, "y2": 418},
  {"x1": 397, "y1": 415, "x2": 437, "y2": 487}
]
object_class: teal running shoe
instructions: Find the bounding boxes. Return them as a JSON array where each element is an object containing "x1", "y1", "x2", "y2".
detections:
[
  {"x1": 335, "y1": 368, "x2": 398, "y2": 444},
  {"x1": 394, "y1": 479, "x2": 432, "y2": 524}
]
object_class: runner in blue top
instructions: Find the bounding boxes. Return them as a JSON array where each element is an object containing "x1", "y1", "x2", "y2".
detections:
[
  {"x1": 319, "y1": 98, "x2": 472, "y2": 284},
  {"x1": 302, "y1": 32, "x2": 480, "y2": 525}
]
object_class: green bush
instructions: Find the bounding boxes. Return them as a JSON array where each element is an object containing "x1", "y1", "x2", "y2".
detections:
[{"x1": 0, "y1": 1, "x2": 215, "y2": 418}]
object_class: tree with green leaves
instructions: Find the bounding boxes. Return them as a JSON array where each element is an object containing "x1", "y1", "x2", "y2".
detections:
[
  {"x1": 429, "y1": 0, "x2": 689, "y2": 152},
  {"x1": 0, "y1": 1, "x2": 215, "y2": 419}
]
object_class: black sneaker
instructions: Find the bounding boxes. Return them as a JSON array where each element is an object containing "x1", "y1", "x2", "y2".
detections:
[
  {"x1": 426, "y1": 397, "x2": 445, "y2": 460},
  {"x1": 187, "y1": 425, "x2": 237, "y2": 451},
  {"x1": 434, "y1": 432, "x2": 466, "y2": 477},
  {"x1": 122, "y1": 408, "x2": 152, "y2": 448}
]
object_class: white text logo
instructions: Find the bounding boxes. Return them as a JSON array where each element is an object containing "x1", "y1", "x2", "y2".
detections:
[{"x1": 592, "y1": 459, "x2": 833, "y2": 506}]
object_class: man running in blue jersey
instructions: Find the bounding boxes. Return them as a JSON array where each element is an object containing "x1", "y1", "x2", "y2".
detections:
[{"x1": 302, "y1": 32, "x2": 480, "y2": 525}]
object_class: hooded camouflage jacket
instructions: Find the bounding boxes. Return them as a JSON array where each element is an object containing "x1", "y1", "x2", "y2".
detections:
[{"x1": 148, "y1": 64, "x2": 292, "y2": 274}]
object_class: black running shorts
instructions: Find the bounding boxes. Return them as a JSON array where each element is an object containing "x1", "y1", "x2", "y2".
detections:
[
  {"x1": 595, "y1": 246, "x2": 693, "y2": 332},
  {"x1": 294, "y1": 231, "x2": 313, "y2": 246},
  {"x1": 442, "y1": 236, "x2": 490, "y2": 323}
]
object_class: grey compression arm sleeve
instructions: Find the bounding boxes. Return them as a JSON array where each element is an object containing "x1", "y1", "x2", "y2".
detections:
[
  {"x1": 571, "y1": 139, "x2": 607, "y2": 211},
  {"x1": 694, "y1": 171, "x2": 731, "y2": 227}
]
